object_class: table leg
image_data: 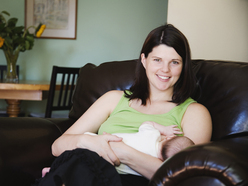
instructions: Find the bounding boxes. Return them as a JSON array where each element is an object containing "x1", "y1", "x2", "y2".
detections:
[{"x1": 5, "y1": 99, "x2": 21, "y2": 117}]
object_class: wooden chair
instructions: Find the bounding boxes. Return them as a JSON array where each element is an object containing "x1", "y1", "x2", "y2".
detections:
[{"x1": 29, "y1": 66, "x2": 80, "y2": 118}]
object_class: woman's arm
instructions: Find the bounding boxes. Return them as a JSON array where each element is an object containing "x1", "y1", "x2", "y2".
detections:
[
  {"x1": 51, "y1": 90, "x2": 123, "y2": 165},
  {"x1": 109, "y1": 140, "x2": 163, "y2": 179},
  {"x1": 181, "y1": 102, "x2": 212, "y2": 144},
  {"x1": 109, "y1": 103, "x2": 211, "y2": 178}
]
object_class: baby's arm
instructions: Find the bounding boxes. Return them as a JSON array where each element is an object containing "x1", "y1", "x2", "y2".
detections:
[{"x1": 141, "y1": 121, "x2": 183, "y2": 137}]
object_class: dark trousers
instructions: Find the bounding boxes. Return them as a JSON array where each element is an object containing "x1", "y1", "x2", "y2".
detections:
[{"x1": 33, "y1": 148, "x2": 149, "y2": 186}]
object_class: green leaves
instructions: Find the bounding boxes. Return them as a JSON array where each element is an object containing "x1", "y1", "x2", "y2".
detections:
[
  {"x1": 0, "y1": 23, "x2": 5, "y2": 32},
  {"x1": 0, "y1": 11, "x2": 9, "y2": 24},
  {"x1": 3, "y1": 36, "x2": 13, "y2": 50},
  {"x1": 1, "y1": 11, "x2": 10, "y2": 17},
  {"x1": 0, "y1": 10, "x2": 37, "y2": 53},
  {"x1": 7, "y1": 18, "x2": 18, "y2": 27},
  {"x1": 12, "y1": 26, "x2": 24, "y2": 34}
]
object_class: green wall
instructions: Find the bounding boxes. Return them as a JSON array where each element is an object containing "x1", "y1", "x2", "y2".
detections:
[{"x1": 0, "y1": 0, "x2": 168, "y2": 114}]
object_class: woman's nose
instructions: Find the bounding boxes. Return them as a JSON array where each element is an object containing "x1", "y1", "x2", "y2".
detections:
[{"x1": 161, "y1": 62, "x2": 170, "y2": 72}]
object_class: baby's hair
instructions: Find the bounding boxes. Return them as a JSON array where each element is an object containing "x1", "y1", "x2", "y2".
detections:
[{"x1": 161, "y1": 136, "x2": 194, "y2": 161}]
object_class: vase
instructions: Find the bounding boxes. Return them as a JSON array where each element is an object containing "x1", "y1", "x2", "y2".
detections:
[{"x1": 3, "y1": 49, "x2": 19, "y2": 83}]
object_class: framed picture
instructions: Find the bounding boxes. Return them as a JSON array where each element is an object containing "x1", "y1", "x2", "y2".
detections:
[{"x1": 25, "y1": 0, "x2": 77, "y2": 39}]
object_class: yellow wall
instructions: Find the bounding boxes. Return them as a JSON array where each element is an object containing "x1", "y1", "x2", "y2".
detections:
[{"x1": 167, "y1": 0, "x2": 248, "y2": 62}]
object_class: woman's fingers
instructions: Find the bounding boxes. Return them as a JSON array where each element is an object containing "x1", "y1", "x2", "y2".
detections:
[
  {"x1": 102, "y1": 151, "x2": 117, "y2": 166},
  {"x1": 103, "y1": 132, "x2": 123, "y2": 141},
  {"x1": 107, "y1": 149, "x2": 121, "y2": 166},
  {"x1": 101, "y1": 134, "x2": 122, "y2": 166},
  {"x1": 105, "y1": 134, "x2": 122, "y2": 166},
  {"x1": 82, "y1": 134, "x2": 121, "y2": 166}
]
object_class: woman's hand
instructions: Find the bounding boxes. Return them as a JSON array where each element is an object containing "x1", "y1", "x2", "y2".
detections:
[
  {"x1": 102, "y1": 132, "x2": 126, "y2": 163},
  {"x1": 82, "y1": 133, "x2": 123, "y2": 166},
  {"x1": 108, "y1": 140, "x2": 128, "y2": 163}
]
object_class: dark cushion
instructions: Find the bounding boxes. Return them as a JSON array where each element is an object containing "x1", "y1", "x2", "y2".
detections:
[
  {"x1": 69, "y1": 59, "x2": 137, "y2": 120},
  {"x1": 0, "y1": 117, "x2": 62, "y2": 186},
  {"x1": 192, "y1": 60, "x2": 248, "y2": 140}
]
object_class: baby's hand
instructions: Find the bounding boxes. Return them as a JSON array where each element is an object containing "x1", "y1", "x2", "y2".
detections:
[
  {"x1": 161, "y1": 125, "x2": 183, "y2": 136},
  {"x1": 141, "y1": 121, "x2": 183, "y2": 137}
]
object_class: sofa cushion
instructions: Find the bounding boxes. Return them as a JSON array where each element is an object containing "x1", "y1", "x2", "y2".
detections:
[
  {"x1": 192, "y1": 60, "x2": 248, "y2": 140},
  {"x1": 0, "y1": 117, "x2": 62, "y2": 185},
  {"x1": 69, "y1": 60, "x2": 137, "y2": 120}
]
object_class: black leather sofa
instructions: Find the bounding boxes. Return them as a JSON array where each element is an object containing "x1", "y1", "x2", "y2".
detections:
[{"x1": 1, "y1": 59, "x2": 248, "y2": 186}]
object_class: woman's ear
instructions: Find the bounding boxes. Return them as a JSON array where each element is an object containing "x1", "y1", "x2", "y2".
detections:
[{"x1": 141, "y1": 53, "x2": 146, "y2": 69}]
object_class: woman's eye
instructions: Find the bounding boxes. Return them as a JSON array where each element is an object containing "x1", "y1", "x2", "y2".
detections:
[
  {"x1": 154, "y1": 58, "x2": 161, "y2": 62},
  {"x1": 172, "y1": 61, "x2": 179, "y2": 65}
]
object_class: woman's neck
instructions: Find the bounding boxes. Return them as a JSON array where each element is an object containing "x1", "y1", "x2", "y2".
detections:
[{"x1": 148, "y1": 89, "x2": 173, "y2": 103}]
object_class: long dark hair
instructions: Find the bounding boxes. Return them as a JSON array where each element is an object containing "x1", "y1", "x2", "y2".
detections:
[{"x1": 125, "y1": 24, "x2": 196, "y2": 105}]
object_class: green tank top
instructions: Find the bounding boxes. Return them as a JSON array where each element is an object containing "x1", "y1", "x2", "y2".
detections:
[{"x1": 98, "y1": 93, "x2": 196, "y2": 135}]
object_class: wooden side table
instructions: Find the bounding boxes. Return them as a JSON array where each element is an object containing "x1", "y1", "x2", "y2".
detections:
[{"x1": 0, "y1": 81, "x2": 50, "y2": 117}]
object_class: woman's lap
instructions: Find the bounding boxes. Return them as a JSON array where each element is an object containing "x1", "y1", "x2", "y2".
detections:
[
  {"x1": 120, "y1": 174, "x2": 149, "y2": 186},
  {"x1": 33, "y1": 148, "x2": 148, "y2": 186},
  {"x1": 33, "y1": 148, "x2": 121, "y2": 186}
]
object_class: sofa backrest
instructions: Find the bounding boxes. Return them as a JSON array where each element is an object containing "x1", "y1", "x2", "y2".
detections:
[
  {"x1": 192, "y1": 60, "x2": 248, "y2": 140},
  {"x1": 69, "y1": 59, "x2": 137, "y2": 120},
  {"x1": 69, "y1": 59, "x2": 248, "y2": 141}
]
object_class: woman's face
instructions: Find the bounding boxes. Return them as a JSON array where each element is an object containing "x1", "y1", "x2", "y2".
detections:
[{"x1": 141, "y1": 44, "x2": 183, "y2": 95}]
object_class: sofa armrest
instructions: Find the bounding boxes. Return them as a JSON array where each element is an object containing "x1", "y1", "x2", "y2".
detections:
[
  {"x1": 0, "y1": 117, "x2": 72, "y2": 186},
  {"x1": 149, "y1": 136, "x2": 248, "y2": 186},
  {"x1": 47, "y1": 118, "x2": 76, "y2": 134}
]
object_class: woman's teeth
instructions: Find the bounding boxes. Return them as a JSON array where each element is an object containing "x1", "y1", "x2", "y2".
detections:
[{"x1": 158, "y1": 75, "x2": 169, "y2": 80}]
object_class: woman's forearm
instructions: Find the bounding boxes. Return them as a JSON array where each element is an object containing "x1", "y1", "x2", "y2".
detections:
[
  {"x1": 110, "y1": 141, "x2": 163, "y2": 179},
  {"x1": 122, "y1": 147, "x2": 162, "y2": 179},
  {"x1": 51, "y1": 134, "x2": 86, "y2": 157},
  {"x1": 52, "y1": 133, "x2": 122, "y2": 166}
]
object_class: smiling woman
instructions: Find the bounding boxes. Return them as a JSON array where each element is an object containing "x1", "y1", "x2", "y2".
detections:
[
  {"x1": 126, "y1": 24, "x2": 195, "y2": 106},
  {"x1": 35, "y1": 24, "x2": 212, "y2": 186}
]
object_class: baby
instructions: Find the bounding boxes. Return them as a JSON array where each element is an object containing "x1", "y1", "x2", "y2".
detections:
[
  {"x1": 42, "y1": 121, "x2": 194, "y2": 177},
  {"x1": 160, "y1": 135, "x2": 194, "y2": 161},
  {"x1": 86, "y1": 121, "x2": 194, "y2": 176}
]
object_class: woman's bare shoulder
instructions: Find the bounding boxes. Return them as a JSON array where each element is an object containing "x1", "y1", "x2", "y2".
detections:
[
  {"x1": 188, "y1": 102, "x2": 208, "y2": 111},
  {"x1": 104, "y1": 90, "x2": 124, "y2": 99},
  {"x1": 80, "y1": 90, "x2": 124, "y2": 115},
  {"x1": 102, "y1": 90, "x2": 124, "y2": 113},
  {"x1": 182, "y1": 102, "x2": 212, "y2": 144},
  {"x1": 184, "y1": 102, "x2": 211, "y2": 122}
]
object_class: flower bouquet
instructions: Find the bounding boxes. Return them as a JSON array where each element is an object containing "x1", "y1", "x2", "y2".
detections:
[{"x1": 0, "y1": 10, "x2": 45, "y2": 83}]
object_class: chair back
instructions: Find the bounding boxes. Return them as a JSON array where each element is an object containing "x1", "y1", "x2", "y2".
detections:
[
  {"x1": 45, "y1": 66, "x2": 79, "y2": 118},
  {"x1": 0, "y1": 65, "x2": 19, "y2": 80}
]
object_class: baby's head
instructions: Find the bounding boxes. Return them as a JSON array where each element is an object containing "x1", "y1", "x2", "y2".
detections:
[{"x1": 159, "y1": 136, "x2": 194, "y2": 161}]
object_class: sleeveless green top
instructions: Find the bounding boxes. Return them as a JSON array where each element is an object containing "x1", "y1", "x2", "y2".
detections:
[{"x1": 98, "y1": 93, "x2": 196, "y2": 135}]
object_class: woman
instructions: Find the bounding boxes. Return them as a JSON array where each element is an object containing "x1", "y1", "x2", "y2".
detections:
[{"x1": 51, "y1": 24, "x2": 212, "y2": 185}]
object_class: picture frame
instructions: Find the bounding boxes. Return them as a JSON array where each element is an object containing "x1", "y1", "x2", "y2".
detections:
[{"x1": 25, "y1": 0, "x2": 77, "y2": 39}]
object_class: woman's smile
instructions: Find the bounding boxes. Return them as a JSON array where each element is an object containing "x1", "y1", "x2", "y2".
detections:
[{"x1": 157, "y1": 74, "x2": 170, "y2": 81}]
